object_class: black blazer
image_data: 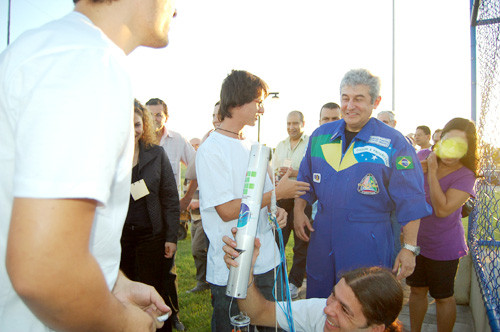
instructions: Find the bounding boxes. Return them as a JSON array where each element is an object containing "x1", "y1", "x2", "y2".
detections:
[{"x1": 137, "y1": 142, "x2": 180, "y2": 243}]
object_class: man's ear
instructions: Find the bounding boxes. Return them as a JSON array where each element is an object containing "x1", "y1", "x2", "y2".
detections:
[
  {"x1": 373, "y1": 96, "x2": 382, "y2": 109},
  {"x1": 370, "y1": 323, "x2": 385, "y2": 332}
]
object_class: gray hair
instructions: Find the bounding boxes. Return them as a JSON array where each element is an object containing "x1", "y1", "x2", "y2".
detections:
[
  {"x1": 340, "y1": 69, "x2": 381, "y2": 104},
  {"x1": 377, "y1": 110, "x2": 396, "y2": 122}
]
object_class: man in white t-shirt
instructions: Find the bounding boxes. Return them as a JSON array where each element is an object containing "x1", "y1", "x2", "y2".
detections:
[
  {"x1": 0, "y1": 1, "x2": 177, "y2": 331},
  {"x1": 196, "y1": 70, "x2": 310, "y2": 331},
  {"x1": 222, "y1": 231, "x2": 404, "y2": 332}
]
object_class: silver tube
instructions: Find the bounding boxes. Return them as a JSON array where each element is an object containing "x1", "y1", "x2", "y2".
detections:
[{"x1": 226, "y1": 144, "x2": 271, "y2": 298}]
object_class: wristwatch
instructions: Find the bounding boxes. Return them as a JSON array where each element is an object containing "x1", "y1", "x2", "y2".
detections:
[{"x1": 402, "y1": 243, "x2": 420, "y2": 256}]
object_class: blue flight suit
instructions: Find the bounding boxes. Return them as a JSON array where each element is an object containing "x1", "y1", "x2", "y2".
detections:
[{"x1": 298, "y1": 118, "x2": 432, "y2": 298}]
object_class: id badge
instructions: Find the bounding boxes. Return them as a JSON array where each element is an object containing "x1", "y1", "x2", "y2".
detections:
[{"x1": 130, "y1": 179, "x2": 150, "y2": 200}]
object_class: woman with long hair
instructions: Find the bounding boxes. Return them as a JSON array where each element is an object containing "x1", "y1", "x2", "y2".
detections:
[
  {"x1": 407, "y1": 117, "x2": 478, "y2": 332},
  {"x1": 120, "y1": 100, "x2": 180, "y2": 332}
]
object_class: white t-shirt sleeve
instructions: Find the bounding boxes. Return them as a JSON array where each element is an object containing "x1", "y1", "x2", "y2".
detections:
[
  {"x1": 197, "y1": 144, "x2": 238, "y2": 210},
  {"x1": 10, "y1": 47, "x2": 132, "y2": 206},
  {"x1": 276, "y1": 298, "x2": 327, "y2": 332}
]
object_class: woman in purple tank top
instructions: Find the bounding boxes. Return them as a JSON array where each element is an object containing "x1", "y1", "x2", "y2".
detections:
[{"x1": 406, "y1": 118, "x2": 478, "y2": 332}]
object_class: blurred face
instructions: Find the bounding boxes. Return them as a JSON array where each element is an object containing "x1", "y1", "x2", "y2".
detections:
[
  {"x1": 137, "y1": 0, "x2": 177, "y2": 48},
  {"x1": 320, "y1": 107, "x2": 341, "y2": 125},
  {"x1": 237, "y1": 91, "x2": 265, "y2": 127},
  {"x1": 287, "y1": 113, "x2": 305, "y2": 140},
  {"x1": 436, "y1": 129, "x2": 468, "y2": 167},
  {"x1": 323, "y1": 279, "x2": 378, "y2": 332},
  {"x1": 213, "y1": 104, "x2": 221, "y2": 128},
  {"x1": 134, "y1": 113, "x2": 144, "y2": 144},
  {"x1": 147, "y1": 104, "x2": 167, "y2": 132},
  {"x1": 414, "y1": 129, "x2": 431, "y2": 147},
  {"x1": 377, "y1": 113, "x2": 395, "y2": 128},
  {"x1": 341, "y1": 85, "x2": 380, "y2": 132}
]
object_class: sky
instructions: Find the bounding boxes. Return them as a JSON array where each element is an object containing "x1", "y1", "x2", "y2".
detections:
[{"x1": 0, "y1": 0, "x2": 473, "y2": 148}]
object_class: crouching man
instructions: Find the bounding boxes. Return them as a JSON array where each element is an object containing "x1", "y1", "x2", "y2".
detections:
[{"x1": 223, "y1": 228, "x2": 404, "y2": 332}]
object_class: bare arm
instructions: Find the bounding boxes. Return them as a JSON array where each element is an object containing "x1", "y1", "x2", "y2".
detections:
[
  {"x1": 222, "y1": 232, "x2": 278, "y2": 328},
  {"x1": 215, "y1": 169, "x2": 309, "y2": 222},
  {"x1": 393, "y1": 219, "x2": 420, "y2": 280},
  {"x1": 293, "y1": 198, "x2": 314, "y2": 241},
  {"x1": 427, "y1": 153, "x2": 470, "y2": 217},
  {"x1": 238, "y1": 277, "x2": 277, "y2": 327},
  {"x1": 180, "y1": 179, "x2": 198, "y2": 211},
  {"x1": 6, "y1": 198, "x2": 159, "y2": 332}
]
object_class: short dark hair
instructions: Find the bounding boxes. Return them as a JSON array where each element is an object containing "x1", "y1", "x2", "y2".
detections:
[
  {"x1": 416, "y1": 125, "x2": 431, "y2": 136},
  {"x1": 342, "y1": 267, "x2": 403, "y2": 331},
  {"x1": 219, "y1": 70, "x2": 269, "y2": 121},
  {"x1": 321, "y1": 102, "x2": 340, "y2": 110},
  {"x1": 146, "y1": 98, "x2": 168, "y2": 117},
  {"x1": 441, "y1": 118, "x2": 478, "y2": 176}
]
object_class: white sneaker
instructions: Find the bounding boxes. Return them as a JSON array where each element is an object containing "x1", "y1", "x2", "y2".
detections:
[{"x1": 289, "y1": 283, "x2": 299, "y2": 299}]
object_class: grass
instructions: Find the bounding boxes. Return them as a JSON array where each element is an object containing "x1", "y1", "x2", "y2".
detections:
[
  {"x1": 175, "y1": 228, "x2": 295, "y2": 331},
  {"x1": 174, "y1": 186, "x2": 497, "y2": 330}
]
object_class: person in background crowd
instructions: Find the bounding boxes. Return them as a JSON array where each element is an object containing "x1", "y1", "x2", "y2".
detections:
[
  {"x1": 433, "y1": 128, "x2": 443, "y2": 145},
  {"x1": 406, "y1": 133, "x2": 417, "y2": 148},
  {"x1": 408, "y1": 118, "x2": 478, "y2": 332},
  {"x1": 120, "y1": 100, "x2": 180, "y2": 332},
  {"x1": 272, "y1": 110, "x2": 312, "y2": 299},
  {"x1": 146, "y1": 97, "x2": 197, "y2": 212},
  {"x1": 415, "y1": 125, "x2": 432, "y2": 161},
  {"x1": 185, "y1": 137, "x2": 211, "y2": 293},
  {"x1": 146, "y1": 97, "x2": 194, "y2": 330},
  {"x1": 0, "y1": 0, "x2": 177, "y2": 330},
  {"x1": 377, "y1": 110, "x2": 397, "y2": 128},
  {"x1": 319, "y1": 102, "x2": 341, "y2": 125}
]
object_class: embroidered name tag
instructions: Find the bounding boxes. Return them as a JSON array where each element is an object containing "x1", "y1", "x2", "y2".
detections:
[
  {"x1": 368, "y1": 136, "x2": 391, "y2": 148},
  {"x1": 313, "y1": 173, "x2": 321, "y2": 183},
  {"x1": 353, "y1": 146, "x2": 390, "y2": 167}
]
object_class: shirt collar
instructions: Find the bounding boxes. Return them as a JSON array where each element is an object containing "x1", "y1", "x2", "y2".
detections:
[
  {"x1": 330, "y1": 118, "x2": 376, "y2": 142},
  {"x1": 286, "y1": 132, "x2": 307, "y2": 144}
]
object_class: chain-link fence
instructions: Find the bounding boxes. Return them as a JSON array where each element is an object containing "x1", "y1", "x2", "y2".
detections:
[{"x1": 470, "y1": 0, "x2": 500, "y2": 330}]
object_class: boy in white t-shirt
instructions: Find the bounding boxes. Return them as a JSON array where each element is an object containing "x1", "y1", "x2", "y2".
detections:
[
  {"x1": 196, "y1": 69, "x2": 310, "y2": 331},
  {"x1": 0, "y1": 1, "x2": 177, "y2": 331}
]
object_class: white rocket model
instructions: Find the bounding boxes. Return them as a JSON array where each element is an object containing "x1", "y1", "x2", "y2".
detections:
[{"x1": 226, "y1": 143, "x2": 271, "y2": 299}]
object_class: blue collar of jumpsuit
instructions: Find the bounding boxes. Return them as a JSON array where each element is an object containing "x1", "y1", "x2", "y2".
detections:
[{"x1": 329, "y1": 118, "x2": 378, "y2": 152}]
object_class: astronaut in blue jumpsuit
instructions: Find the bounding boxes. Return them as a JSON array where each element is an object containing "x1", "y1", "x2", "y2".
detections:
[{"x1": 294, "y1": 69, "x2": 432, "y2": 299}]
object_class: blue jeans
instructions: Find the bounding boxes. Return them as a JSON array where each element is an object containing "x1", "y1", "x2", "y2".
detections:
[{"x1": 209, "y1": 269, "x2": 285, "y2": 332}]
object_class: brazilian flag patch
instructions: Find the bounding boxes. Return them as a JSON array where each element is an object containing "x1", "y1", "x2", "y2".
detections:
[{"x1": 396, "y1": 156, "x2": 414, "y2": 170}]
